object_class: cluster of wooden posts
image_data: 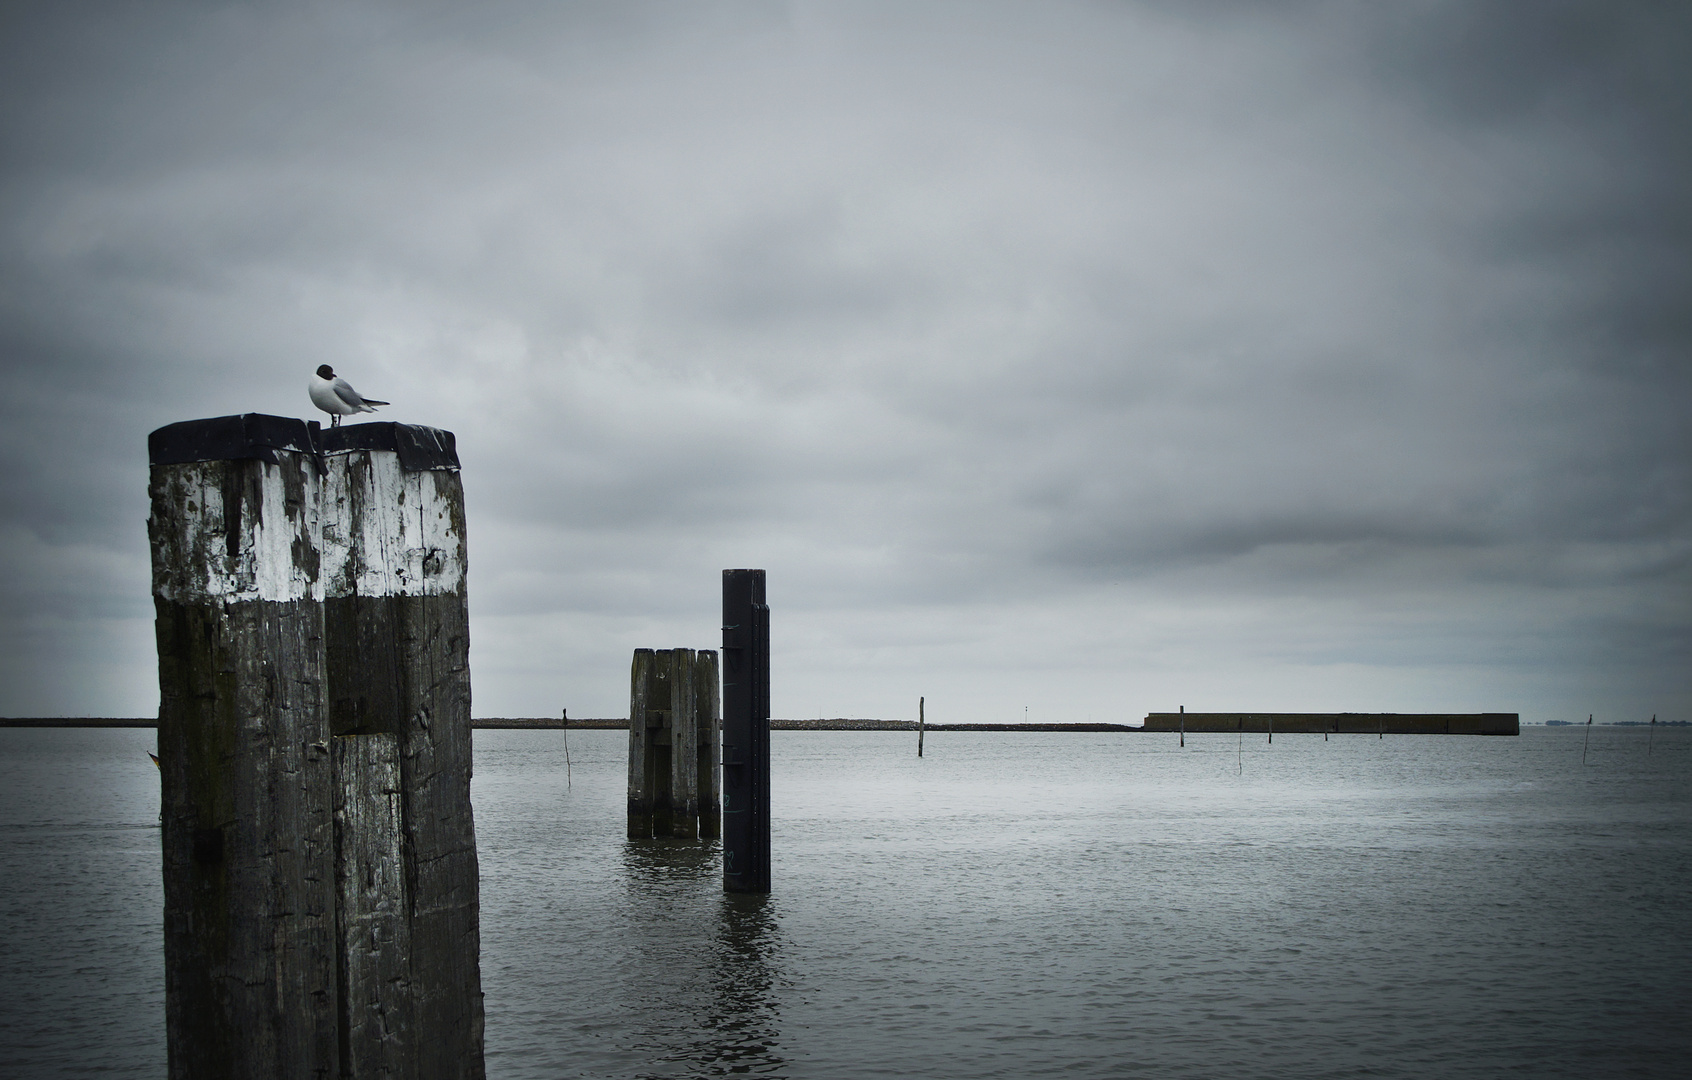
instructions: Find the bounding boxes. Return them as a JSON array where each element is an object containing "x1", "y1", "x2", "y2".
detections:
[
  {"x1": 149, "y1": 414, "x2": 775, "y2": 1076},
  {"x1": 150, "y1": 413, "x2": 1531, "y2": 1078},
  {"x1": 623, "y1": 567, "x2": 772, "y2": 897}
]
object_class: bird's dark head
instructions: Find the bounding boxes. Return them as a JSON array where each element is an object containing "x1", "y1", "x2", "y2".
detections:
[{"x1": 316, "y1": 365, "x2": 335, "y2": 379}]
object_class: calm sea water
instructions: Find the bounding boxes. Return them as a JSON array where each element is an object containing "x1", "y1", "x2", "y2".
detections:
[{"x1": 1, "y1": 725, "x2": 1687, "y2": 1078}]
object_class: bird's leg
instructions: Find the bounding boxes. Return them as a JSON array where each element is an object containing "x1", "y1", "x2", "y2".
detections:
[{"x1": 331, "y1": 415, "x2": 342, "y2": 427}]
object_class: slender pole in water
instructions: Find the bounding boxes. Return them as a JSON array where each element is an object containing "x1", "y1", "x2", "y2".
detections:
[
  {"x1": 562, "y1": 707, "x2": 571, "y2": 789},
  {"x1": 722, "y1": 569, "x2": 771, "y2": 893},
  {"x1": 1179, "y1": 705, "x2": 1184, "y2": 748},
  {"x1": 1649, "y1": 714, "x2": 1656, "y2": 756},
  {"x1": 1582, "y1": 714, "x2": 1593, "y2": 765},
  {"x1": 1268, "y1": 714, "x2": 1273, "y2": 745},
  {"x1": 918, "y1": 696, "x2": 925, "y2": 758},
  {"x1": 1237, "y1": 717, "x2": 1243, "y2": 774},
  {"x1": 1379, "y1": 715, "x2": 1384, "y2": 740}
]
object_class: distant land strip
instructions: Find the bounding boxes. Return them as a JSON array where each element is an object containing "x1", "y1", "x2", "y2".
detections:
[
  {"x1": 470, "y1": 718, "x2": 1140, "y2": 731},
  {"x1": 1, "y1": 716, "x2": 1131, "y2": 732},
  {"x1": 13, "y1": 715, "x2": 1681, "y2": 732},
  {"x1": 0, "y1": 717, "x2": 158, "y2": 727}
]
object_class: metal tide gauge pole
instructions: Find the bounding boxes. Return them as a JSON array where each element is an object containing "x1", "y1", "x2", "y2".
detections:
[{"x1": 722, "y1": 569, "x2": 770, "y2": 893}]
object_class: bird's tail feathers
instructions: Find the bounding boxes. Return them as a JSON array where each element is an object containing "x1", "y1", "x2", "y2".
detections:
[{"x1": 363, "y1": 399, "x2": 389, "y2": 407}]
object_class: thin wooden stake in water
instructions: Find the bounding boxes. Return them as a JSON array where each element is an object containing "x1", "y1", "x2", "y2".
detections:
[
  {"x1": 1582, "y1": 714, "x2": 1593, "y2": 765},
  {"x1": 1237, "y1": 717, "x2": 1243, "y2": 774},
  {"x1": 1179, "y1": 705, "x2": 1184, "y2": 748},
  {"x1": 918, "y1": 696, "x2": 925, "y2": 758},
  {"x1": 1268, "y1": 714, "x2": 1273, "y2": 745},
  {"x1": 1649, "y1": 714, "x2": 1656, "y2": 756},
  {"x1": 562, "y1": 707, "x2": 571, "y2": 790}
]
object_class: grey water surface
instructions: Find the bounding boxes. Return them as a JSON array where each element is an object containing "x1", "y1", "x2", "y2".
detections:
[{"x1": 1, "y1": 726, "x2": 1687, "y2": 1078}]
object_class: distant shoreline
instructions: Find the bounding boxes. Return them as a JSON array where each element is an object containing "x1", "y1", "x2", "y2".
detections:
[
  {"x1": 0, "y1": 717, "x2": 1137, "y2": 732},
  {"x1": 3, "y1": 717, "x2": 1679, "y2": 730}
]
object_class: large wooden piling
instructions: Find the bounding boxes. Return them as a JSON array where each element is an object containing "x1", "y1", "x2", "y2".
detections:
[
  {"x1": 149, "y1": 413, "x2": 484, "y2": 1080},
  {"x1": 628, "y1": 648, "x2": 721, "y2": 839},
  {"x1": 721, "y1": 569, "x2": 770, "y2": 893}
]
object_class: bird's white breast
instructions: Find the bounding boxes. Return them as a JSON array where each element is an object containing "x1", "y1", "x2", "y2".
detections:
[{"x1": 310, "y1": 376, "x2": 357, "y2": 415}]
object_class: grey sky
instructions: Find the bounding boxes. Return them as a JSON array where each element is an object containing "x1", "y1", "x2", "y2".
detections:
[{"x1": 2, "y1": 1, "x2": 1686, "y2": 722}]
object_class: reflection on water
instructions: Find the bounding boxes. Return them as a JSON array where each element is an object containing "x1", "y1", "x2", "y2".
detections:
[
  {"x1": 696, "y1": 894, "x2": 783, "y2": 1076},
  {"x1": 618, "y1": 839, "x2": 787, "y2": 1078}
]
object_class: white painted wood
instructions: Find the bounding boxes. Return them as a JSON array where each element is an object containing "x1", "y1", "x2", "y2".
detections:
[
  {"x1": 320, "y1": 450, "x2": 465, "y2": 599},
  {"x1": 150, "y1": 449, "x2": 464, "y2": 604},
  {"x1": 149, "y1": 455, "x2": 322, "y2": 604}
]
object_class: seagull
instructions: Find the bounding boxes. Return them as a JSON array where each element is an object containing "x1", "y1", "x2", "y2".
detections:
[{"x1": 309, "y1": 365, "x2": 389, "y2": 426}]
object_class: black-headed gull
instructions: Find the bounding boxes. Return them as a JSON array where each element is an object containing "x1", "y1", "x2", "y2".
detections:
[{"x1": 309, "y1": 365, "x2": 389, "y2": 426}]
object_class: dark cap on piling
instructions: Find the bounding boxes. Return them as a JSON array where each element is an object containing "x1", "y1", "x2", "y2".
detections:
[{"x1": 150, "y1": 413, "x2": 459, "y2": 471}]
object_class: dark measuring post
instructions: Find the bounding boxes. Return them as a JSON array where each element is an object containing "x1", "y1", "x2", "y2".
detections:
[
  {"x1": 149, "y1": 413, "x2": 484, "y2": 1079},
  {"x1": 721, "y1": 569, "x2": 771, "y2": 893}
]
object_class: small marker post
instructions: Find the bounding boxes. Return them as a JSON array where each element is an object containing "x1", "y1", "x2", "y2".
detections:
[
  {"x1": 562, "y1": 707, "x2": 571, "y2": 790},
  {"x1": 1583, "y1": 714, "x2": 1593, "y2": 765},
  {"x1": 918, "y1": 697, "x2": 925, "y2": 758}
]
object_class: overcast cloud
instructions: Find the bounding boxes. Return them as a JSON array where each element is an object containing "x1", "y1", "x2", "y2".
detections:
[{"x1": 1, "y1": 0, "x2": 1686, "y2": 722}]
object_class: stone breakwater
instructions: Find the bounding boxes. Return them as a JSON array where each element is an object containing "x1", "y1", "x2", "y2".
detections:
[{"x1": 1141, "y1": 713, "x2": 1520, "y2": 735}]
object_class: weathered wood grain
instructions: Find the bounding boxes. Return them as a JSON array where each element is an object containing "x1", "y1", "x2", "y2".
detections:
[
  {"x1": 695, "y1": 650, "x2": 721, "y2": 840},
  {"x1": 668, "y1": 650, "x2": 698, "y2": 838},
  {"x1": 151, "y1": 424, "x2": 483, "y2": 1080},
  {"x1": 324, "y1": 453, "x2": 482, "y2": 1080},
  {"x1": 152, "y1": 456, "x2": 338, "y2": 1079},
  {"x1": 628, "y1": 649, "x2": 654, "y2": 837},
  {"x1": 335, "y1": 732, "x2": 412, "y2": 1080},
  {"x1": 628, "y1": 648, "x2": 718, "y2": 840}
]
